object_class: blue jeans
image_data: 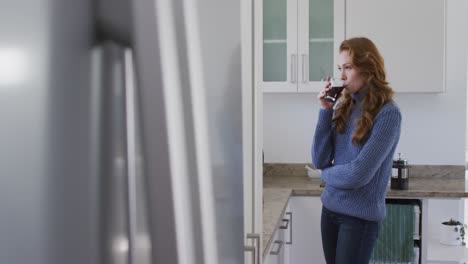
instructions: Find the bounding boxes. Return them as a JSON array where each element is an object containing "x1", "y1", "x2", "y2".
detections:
[{"x1": 321, "y1": 206, "x2": 380, "y2": 264}]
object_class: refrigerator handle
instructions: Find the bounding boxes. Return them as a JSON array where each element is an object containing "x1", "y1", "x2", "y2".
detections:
[
  {"x1": 244, "y1": 245, "x2": 256, "y2": 264},
  {"x1": 246, "y1": 233, "x2": 260, "y2": 264},
  {"x1": 124, "y1": 48, "x2": 138, "y2": 264},
  {"x1": 98, "y1": 43, "x2": 133, "y2": 264},
  {"x1": 123, "y1": 46, "x2": 152, "y2": 264}
]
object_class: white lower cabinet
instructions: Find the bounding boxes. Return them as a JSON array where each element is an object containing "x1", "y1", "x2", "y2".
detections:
[
  {"x1": 264, "y1": 196, "x2": 466, "y2": 264},
  {"x1": 290, "y1": 196, "x2": 326, "y2": 264},
  {"x1": 264, "y1": 202, "x2": 292, "y2": 264}
]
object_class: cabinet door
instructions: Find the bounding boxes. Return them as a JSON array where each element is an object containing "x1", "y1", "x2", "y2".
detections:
[
  {"x1": 290, "y1": 197, "x2": 326, "y2": 264},
  {"x1": 346, "y1": 0, "x2": 446, "y2": 93},
  {"x1": 257, "y1": 0, "x2": 298, "y2": 92},
  {"x1": 297, "y1": 0, "x2": 345, "y2": 92}
]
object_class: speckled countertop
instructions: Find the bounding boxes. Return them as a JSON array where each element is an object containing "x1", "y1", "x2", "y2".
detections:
[{"x1": 262, "y1": 174, "x2": 468, "y2": 258}]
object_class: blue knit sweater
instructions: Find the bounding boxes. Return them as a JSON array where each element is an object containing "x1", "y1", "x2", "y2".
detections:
[{"x1": 312, "y1": 91, "x2": 401, "y2": 222}]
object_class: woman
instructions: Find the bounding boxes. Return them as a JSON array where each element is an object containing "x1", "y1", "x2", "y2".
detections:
[{"x1": 312, "y1": 37, "x2": 402, "y2": 264}]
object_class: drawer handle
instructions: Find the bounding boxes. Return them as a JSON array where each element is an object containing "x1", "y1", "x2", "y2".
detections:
[
  {"x1": 270, "y1": 240, "x2": 284, "y2": 255},
  {"x1": 286, "y1": 212, "x2": 293, "y2": 245},
  {"x1": 280, "y1": 219, "x2": 289, "y2": 229}
]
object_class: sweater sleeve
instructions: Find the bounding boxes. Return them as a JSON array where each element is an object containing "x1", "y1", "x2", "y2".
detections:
[
  {"x1": 321, "y1": 108, "x2": 402, "y2": 189},
  {"x1": 311, "y1": 108, "x2": 335, "y2": 169}
]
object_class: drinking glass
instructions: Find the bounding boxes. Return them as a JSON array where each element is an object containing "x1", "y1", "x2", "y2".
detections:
[{"x1": 324, "y1": 78, "x2": 344, "y2": 103}]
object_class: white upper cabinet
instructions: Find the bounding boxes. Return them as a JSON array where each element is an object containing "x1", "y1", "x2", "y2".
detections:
[
  {"x1": 346, "y1": 0, "x2": 447, "y2": 93},
  {"x1": 258, "y1": 0, "x2": 298, "y2": 92},
  {"x1": 256, "y1": 0, "x2": 345, "y2": 93},
  {"x1": 297, "y1": 0, "x2": 345, "y2": 92}
]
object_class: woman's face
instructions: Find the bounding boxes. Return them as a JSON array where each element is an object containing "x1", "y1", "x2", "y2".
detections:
[{"x1": 338, "y1": 50, "x2": 365, "y2": 94}]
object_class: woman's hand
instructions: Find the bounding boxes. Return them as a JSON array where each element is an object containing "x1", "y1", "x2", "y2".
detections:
[{"x1": 318, "y1": 76, "x2": 335, "y2": 109}]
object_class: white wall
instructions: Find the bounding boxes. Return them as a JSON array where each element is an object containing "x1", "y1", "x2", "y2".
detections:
[{"x1": 264, "y1": 0, "x2": 468, "y2": 165}]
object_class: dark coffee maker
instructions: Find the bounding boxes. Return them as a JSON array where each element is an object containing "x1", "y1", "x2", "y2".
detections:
[{"x1": 391, "y1": 153, "x2": 409, "y2": 190}]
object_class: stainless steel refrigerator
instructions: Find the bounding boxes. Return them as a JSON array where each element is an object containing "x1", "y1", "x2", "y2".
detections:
[{"x1": 0, "y1": 0, "x2": 244, "y2": 263}]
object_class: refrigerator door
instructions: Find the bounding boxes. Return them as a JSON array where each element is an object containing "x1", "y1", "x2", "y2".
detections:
[
  {"x1": 0, "y1": 1, "x2": 97, "y2": 264},
  {"x1": 131, "y1": 0, "x2": 243, "y2": 263}
]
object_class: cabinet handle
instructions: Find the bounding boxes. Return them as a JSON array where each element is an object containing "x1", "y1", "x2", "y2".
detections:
[
  {"x1": 286, "y1": 212, "x2": 293, "y2": 245},
  {"x1": 302, "y1": 54, "x2": 307, "y2": 83},
  {"x1": 247, "y1": 233, "x2": 260, "y2": 264},
  {"x1": 244, "y1": 245, "x2": 255, "y2": 264},
  {"x1": 270, "y1": 240, "x2": 284, "y2": 255},
  {"x1": 280, "y1": 219, "x2": 289, "y2": 230},
  {"x1": 291, "y1": 54, "x2": 296, "y2": 83}
]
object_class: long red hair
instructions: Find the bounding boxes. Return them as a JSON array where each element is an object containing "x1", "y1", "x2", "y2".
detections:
[{"x1": 333, "y1": 37, "x2": 394, "y2": 144}]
